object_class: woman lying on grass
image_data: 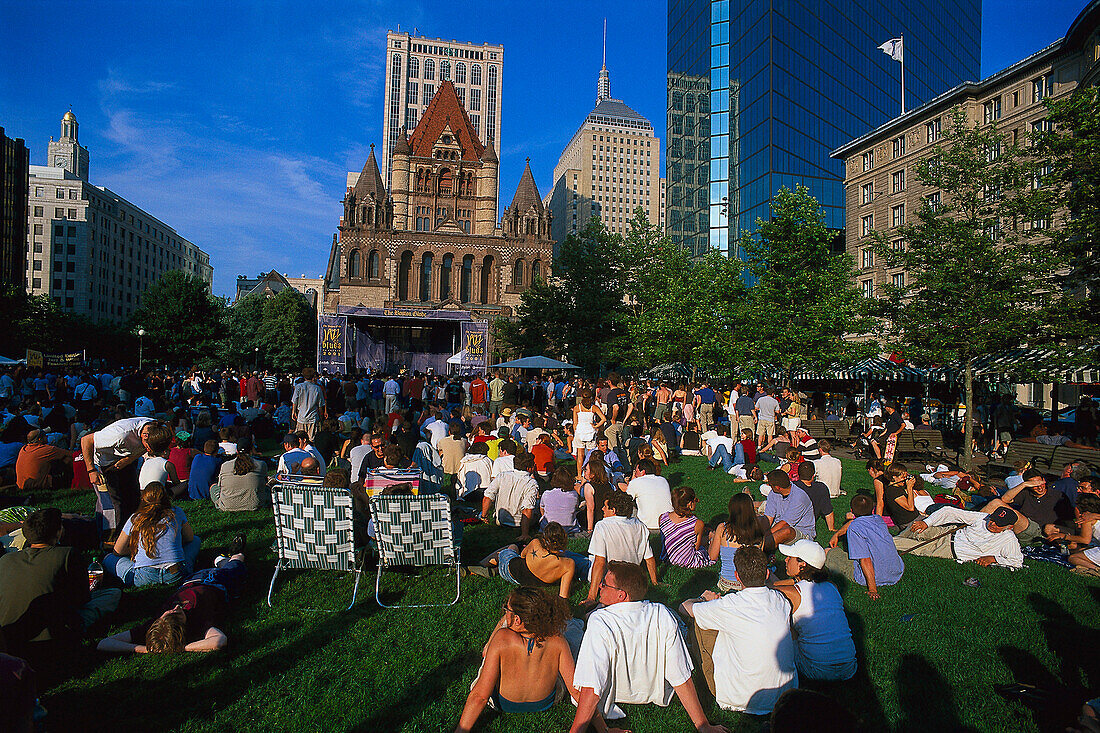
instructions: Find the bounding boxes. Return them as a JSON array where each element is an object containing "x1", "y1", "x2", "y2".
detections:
[
  {"x1": 455, "y1": 588, "x2": 623, "y2": 732},
  {"x1": 479, "y1": 523, "x2": 577, "y2": 598}
]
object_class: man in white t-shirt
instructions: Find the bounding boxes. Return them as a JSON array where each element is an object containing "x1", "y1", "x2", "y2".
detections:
[
  {"x1": 481, "y1": 453, "x2": 539, "y2": 540},
  {"x1": 702, "y1": 423, "x2": 735, "y2": 459},
  {"x1": 80, "y1": 416, "x2": 157, "y2": 535},
  {"x1": 582, "y1": 490, "x2": 658, "y2": 605},
  {"x1": 811, "y1": 439, "x2": 843, "y2": 498},
  {"x1": 680, "y1": 545, "x2": 798, "y2": 715},
  {"x1": 570, "y1": 561, "x2": 730, "y2": 733},
  {"x1": 624, "y1": 459, "x2": 674, "y2": 531},
  {"x1": 490, "y1": 438, "x2": 517, "y2": 478},
  {"x1": 422, "y1": 411, "x2": 448, "y2": 449}
]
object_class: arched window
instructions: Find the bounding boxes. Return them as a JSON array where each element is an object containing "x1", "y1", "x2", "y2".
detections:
[
  {"x1": 440, "y1": 60, "x2": 451, "y2": 81},
  {"x1": 438, "y1": 168, "x2": 453, "y2": 196},
  {"x1": 531, "y1": 259, "x2": 541, "y2": 283},
  {"x1": 420, "y1": 252, "x2": 433, "y2": 301},
  {"x1": 440, "y1": 254, "x2": 453, "y2": 301},
  {"x1": 460, "y1": 255, "x2": 473, "y2": 303},
  {"x1": 480, "y1": 255, "x2": 494, "y2": 304},
  {"x1": 368, "y1": 250, "x2": 380, "y2": 279},
  {"x1": 408, "y1": 57, "x2": 419, "y2": 77},
  {"x1": 455, "y1": 62, "x2": 466, "y2": 84},
  {"x1": 348, "y1": 249, "x2": 361, "y2": 279},
  {"x1": 471, "y1": 64, "x2": 482, "y2": 85},
  {"x1": 512, "y1": 258, "x2": 525, "y2": 287},
  {"x1": 398, "y1": 251, "x2": 413, "y2": 301},
  {"x1": 423, "y1": 59, "x2": 435, "y2": 80}
]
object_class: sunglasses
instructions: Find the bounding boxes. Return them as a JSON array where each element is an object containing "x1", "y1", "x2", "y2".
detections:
[{"x1": 599, "y1": 579, "x2": 623, "y2": 593}]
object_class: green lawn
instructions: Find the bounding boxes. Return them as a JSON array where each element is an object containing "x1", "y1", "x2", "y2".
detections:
[{"x1": 21, "y1": 455, "x2": 1100, "y2": 732}]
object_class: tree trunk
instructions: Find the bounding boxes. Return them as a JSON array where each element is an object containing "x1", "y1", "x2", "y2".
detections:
[{"x1": 963, "y1": 358, "x2": 974, "y2": 471}]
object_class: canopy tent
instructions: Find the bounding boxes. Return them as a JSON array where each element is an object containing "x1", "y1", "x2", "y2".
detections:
[
  {"x1": 491, "y1": 356, "x2": 581, "y2": 370},
  {"x1": 831, "y1": 357, "x2": 927, "y2": 382},
  {"x1": 925, "y1": 346, "x2": 1100, "y2": 385},
  {"x1": 0, "y1": 355, "x2": 24, "y2": 365},
  {"x1": 646, "y1": 363, "x2": 693, "y2": 381}
]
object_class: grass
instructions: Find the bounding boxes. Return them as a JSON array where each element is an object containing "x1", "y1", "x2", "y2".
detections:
[{"x1": 19, "y1": 454, "x2": 1100, "y2": 732}]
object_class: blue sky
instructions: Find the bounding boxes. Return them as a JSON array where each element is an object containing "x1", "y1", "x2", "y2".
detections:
[{"x1": 0, "y1": 0, "x2": 1087, "y2": 298}]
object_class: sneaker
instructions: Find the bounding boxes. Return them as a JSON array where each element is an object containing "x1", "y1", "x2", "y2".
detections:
[{"x1": 227, "y1": 533, "x2": 246, "y2": 557}]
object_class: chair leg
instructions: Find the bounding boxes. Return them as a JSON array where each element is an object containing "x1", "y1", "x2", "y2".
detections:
[
  {"x1": 266, "y1": 560, "x2": 283, "y2": 607},
  {"x1": 449, "y1": 561, "x2": 462, "y2": 606},
  {"x1": 375, "y1": 560, "x2": 388, "y2": 609},
  {"x1": 347, "y1": 556, "x2": 365, "y2": 611}
]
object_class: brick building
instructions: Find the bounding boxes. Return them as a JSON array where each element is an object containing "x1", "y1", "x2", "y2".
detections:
[
  {"x1": 323, "y1": 80, "x2": 552, "y2": 373},
  {"x1": 831, "y1": 2, "x2": 1099, "y2": 299}
]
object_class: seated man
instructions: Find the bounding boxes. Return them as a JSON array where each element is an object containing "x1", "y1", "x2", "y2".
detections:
[
  {"x1": 15, "y1": 430, "x2": 73, "y2": 491},
  {"x1": 582, "y1": 490, "x2": 659, "y2": 606},
  {"x1": 584, "y1": 435, "x2": 626, "y2": 485},
  {"x1": 702, "y1": 423, "x2": 734, "y2": 461},
  {"x1": 893, "y1": 506, "x2": 1023, "y2": 568},
  {"x1": 792, "y1": 461, "x2": 836, "y2": 533},
  {"x1": 679, "y1": 546, "x2": 798, "y2": 715},
  {"x1": 827, "y1": 494, "x2": 904, "y2": 599},
  {"x1": 762, "y1": 470, "x2": 817, "y2": 545},
  {"x1": 811, "y1": 440, "x2": 842, "y2": 498},
  {"x1": 624, "y1": 459, "x2": 673, "y2": 531},
  {"x1": 98, "y1": 535, "x2": 247, "y2": 654},
  {"x1": 187, "y1": 440, "x2": 223, "y2": 500},
  {"x1": 276, "y1": 433, "x2": 325, "y2": 476},
  {"x1": 979, "y1": 469, "x2": 1073, "y2": 542},
  {"x1": 481, "y1": 453, "x2": 539, "y2": 541},
  {"x1": 570, "y1": 561, "x2": 729, "y2": 733},
  {"x1": 0, "y1": 508, "x2": 121, "y2": 656}
]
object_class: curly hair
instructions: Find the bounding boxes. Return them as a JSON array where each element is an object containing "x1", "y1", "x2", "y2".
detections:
[
  {"x1": 506, "y1": 587, "x2": 570, "y2": 647},
  {"x1": 539, "y1": 522, "x2": 568, "y2": 553}
]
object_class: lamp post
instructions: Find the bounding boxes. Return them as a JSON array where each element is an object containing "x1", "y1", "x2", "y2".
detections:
[
  {"x1": 137, "y1": 328, "x2": 145, "y2": 369},
  {"x1": 254, "y1": 346, "x2": 260, "y2": 370}
]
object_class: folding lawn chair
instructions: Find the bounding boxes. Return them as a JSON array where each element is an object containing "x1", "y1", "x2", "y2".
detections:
[
  {"x1": 268, "y1": 477, "x2": 363, "y2": 611},
  {"x1": 370, "y1": 493, "x2": 461, "y2": 609}
]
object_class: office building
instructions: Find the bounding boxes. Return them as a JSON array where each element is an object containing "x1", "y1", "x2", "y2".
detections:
[
  {"x1": 1, "y1": 127, "x2": 30, "y2": 287},
  {"x1": 381, "y1": 31, "x2": 504, "y2": 198},
  {"x1": 832, "y1": 1, "x2": 1099, "y2": 300},
  {"x1": 26, "y1": 111, "x2": 212, "y2": 321},
  {"x1": 548, "y1": 46, "x2": 662, "y2": 248},
  {"x1": 666, "y1": 0, "x2": 982, "y2": 260},
  {"x1": 324, "y1": 81, "x2": 552, "y2": 373}
]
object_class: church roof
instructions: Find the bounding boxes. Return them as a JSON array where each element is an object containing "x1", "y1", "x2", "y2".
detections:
[
  {"x1": 482, "y1": 137, "x2": 498, "y2": 164},
  {"x1": 352, "y1": 145, "x2": 387, "y2": 199},
  {"x1": 409, "y1": 80, "x2": 485, "y2": 161},
  {"x1": 509, "y1": 159, "x2": 544, "y2": 213}
]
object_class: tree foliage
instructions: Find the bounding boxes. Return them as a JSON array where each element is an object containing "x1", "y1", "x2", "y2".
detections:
[
  {"x1": 872, "y1": 105, "x2": 1072, "y2": 467},
  {"x1": 130, "y1": 270, "x2": 224, "y2": 368},
  {"x1": 1036, "y1": 86, "x2": 1100, "y2": 326},
  {"x1": 257, "y1": 288, "x2": 316, "y2": 371},
  {"x1": 737, "y1": 185, "x2": 874, "y2": 376}
]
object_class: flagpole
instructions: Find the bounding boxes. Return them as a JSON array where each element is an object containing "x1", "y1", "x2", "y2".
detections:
[{"x1": 900, "y1": 34, "x2": 906, "y2": 114}]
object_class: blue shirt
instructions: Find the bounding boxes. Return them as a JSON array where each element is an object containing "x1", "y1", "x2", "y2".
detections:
[
  {"x1": 0, "y1": 442, "x2": 23, "y2": 470},
  {"x1": 122, "y1": 506, "x2": 189, "y2": 568},
  {"x1": 847, "y1": 514, "x2": 904, "y2": 587},
  {"x1": 370, "y1": 379, "x2": 384, "y2": 399},
  {"x1": 1051, "y1": 476, "x2": 1079, "y2": 506},
  {"x1": 695, "y1": 387, "x2": 716, "y2": 405},
  {"x1": 764, "y1": 485, "x2": 817, "y2": 540},
  {"x1": 188, "y1": 454, "x2": 223, "y2": 500}
]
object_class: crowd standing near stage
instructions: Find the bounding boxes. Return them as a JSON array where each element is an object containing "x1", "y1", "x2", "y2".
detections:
[{"x1": 0, "y1": 362, "x2": 1098, "y2": 732}]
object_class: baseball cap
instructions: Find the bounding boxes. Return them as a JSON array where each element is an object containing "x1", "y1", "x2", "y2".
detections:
[
  {"x1": 777, "y1": 539, "x2": 827, "y2": 569},
  {"x1": 987, "y1": 506, "x2": 1018, "y2": 528}
]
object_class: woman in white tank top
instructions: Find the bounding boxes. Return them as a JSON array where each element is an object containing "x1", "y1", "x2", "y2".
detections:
[
  {"x1": 571, "y1": 388, "x2": 606, "y2": 480},
  {"x1": 773, "y1": 541, "x2": 857, "y2": 681}
]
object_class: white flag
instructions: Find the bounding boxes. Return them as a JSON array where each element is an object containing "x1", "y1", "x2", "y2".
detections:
[{"x1": 879, "y1": 37, "x2": 903, "y2": 62}]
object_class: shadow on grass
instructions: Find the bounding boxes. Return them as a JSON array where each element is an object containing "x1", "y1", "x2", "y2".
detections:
[
  {"x1": 894, "y1": 654, "x2": 977, "y2": 733},
  {"x1": 351, "y1": 649, "x2": 481, "y2": 732},
  {"x1": 997, "y1": 645, "x2": 1080, "y2": 732}
]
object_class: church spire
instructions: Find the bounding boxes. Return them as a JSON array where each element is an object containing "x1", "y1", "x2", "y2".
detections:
[{"x1": 597, "y1": 19, "x2": 610, "y2": 102}]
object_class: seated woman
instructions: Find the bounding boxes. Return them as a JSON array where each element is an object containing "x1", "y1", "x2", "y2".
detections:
[
  {"x1": 709, "y1": 492, "x2": 771, "y2": 592},
  {"x1": 480, "y1": 523, "x2": 576, "y2": 598},
  {"x1": 579, "y1": 454, "x2": 613, "y2": 534},
  {"x1": 212, "y1": 437, "x2": 268, "y2": 512},
  {"x1": 649, "y1": 427, "x2": 671, "y2": 468},
  {"x1": 772, "y1": 540, "x2": 857, "y2": 681},
  {"x1": 103, "y1": 483, "x2": 200, "y2": 587},
  {"x1": 455, "y1": 587, "x2": 593, "y2": 732},
  {"x1": 680, "y1": 424, "x2": 703, "y2": 456},
  {"x1": 659, "y1": 486, "x2": 714, "y2": 568},
  {"x1": 539, "y1": 467, "x2": 582, "y2": 533},
  {"x1": 877, "y1": 463, "x2": 924, "y2": 530}
]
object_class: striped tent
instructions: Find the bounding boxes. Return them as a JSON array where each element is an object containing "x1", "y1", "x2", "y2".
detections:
[
  {"x1": 646, "y1": 363, "x2": 694, "y2": 381},
  {"x1": 830, "y1": 357, "x2": 927, "y2": 382},
  {"x1": 971, "y1": 346, "x2": 1099, "y2": 384}
]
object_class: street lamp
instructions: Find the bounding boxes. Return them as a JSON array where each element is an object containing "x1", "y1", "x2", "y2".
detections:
[
  {"x1": 137, "y1": 328, "x2": 145, "y2": 369},
  {"x1": 254, "y1": 346, "x2": 260, "y2": 370}
]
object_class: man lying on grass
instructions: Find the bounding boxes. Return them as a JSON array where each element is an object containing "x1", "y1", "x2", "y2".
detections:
[
  {"x1": 97, "y1": 535, "x2": 246, "y2": 654},
  {"x1": 893, "y1": 506, "x2": 1023, "y2": 568}
]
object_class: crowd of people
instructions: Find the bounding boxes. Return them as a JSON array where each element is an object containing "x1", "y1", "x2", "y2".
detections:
[{"x1": 1, "y1": 362, "x2": 1098, "y2": 731}]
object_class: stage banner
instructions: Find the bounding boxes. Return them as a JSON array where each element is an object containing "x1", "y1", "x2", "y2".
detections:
[
  {"x1": 461, "y1": 321, "x2": 489, "y2": 369},
  {"x1": 26, "y1": 349, "x2": 84, "y2": 368},
  {"x1": 317, "y1": 315, "x2": 347, "y2": 374}
]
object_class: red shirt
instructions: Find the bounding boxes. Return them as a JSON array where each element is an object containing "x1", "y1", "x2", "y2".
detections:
[
  {"x1": 786, "y1": 456, "x2": 804, "y2": 483},
  {"x1": 739, "y1": 439, "x2": 757, "y2": 465},
  {"x1": 471, "y1": 379, "x2": 487, "y2": 404},
  {"x1": 169, "y1": 446, "x2": 196, "y2": 481},
  {"x1": 531, "y1": 443, "x2": 554, "y2": 474}
]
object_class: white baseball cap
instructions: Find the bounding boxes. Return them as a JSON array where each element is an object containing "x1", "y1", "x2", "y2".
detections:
[{"x1": 777, "y1": 539, "x2": 827, "y2": 569}]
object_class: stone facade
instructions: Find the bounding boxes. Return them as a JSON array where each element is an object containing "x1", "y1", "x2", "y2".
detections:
[
  {"x1": 832, "y1": 4, "x2": 1100, "y2": 297},
  {"x1": 324, "y1": 80, "x2": 552, "y2": 318}
]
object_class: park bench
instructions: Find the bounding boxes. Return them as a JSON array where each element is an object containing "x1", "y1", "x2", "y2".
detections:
[
  {"x1": 893, "y1": 429, "x2": 956, "y2": 462},
  {"x1": 987, "y1": 442, "x2": 1058, "y2": 475},
  {"x1": 802, "y1": 420, "x2": 845, "y2": 442},
  {"x1": 1049, "y1": 446, "x2": 1100, "y2": 475}
]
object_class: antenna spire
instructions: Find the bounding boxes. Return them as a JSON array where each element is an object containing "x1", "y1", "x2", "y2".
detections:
[
  {"x1": 602, "y1": 19, "x2": 607, "y2": 69},
  {"x1": 597, "y1": 20, "x2": 611, "y2": 102}
]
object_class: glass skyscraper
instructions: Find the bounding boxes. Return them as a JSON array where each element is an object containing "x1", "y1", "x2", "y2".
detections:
[{"x1": 666, "y1": 0, "x2": 981, "y2": 260}]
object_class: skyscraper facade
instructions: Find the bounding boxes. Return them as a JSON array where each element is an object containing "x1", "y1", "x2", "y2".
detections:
[
  {"x1": 547, "y1": 51, "x2": 663, "y2": 250},
  {"x1": 381, "y1": 32, "x2": 504, "y2": 196},
  {"x1": 666, "y1": 0, "x2": 981, "y2": 260},
  {"x1": 1, "y1": 127, "x2": 30, "y2": 288},
  {"x1": 26, "y1": 112, "x2": 212, "y2": 322}
]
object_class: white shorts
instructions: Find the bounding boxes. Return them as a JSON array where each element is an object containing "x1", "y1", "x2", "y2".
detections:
[{"x1": 572, "y1": 437, "x2": 597, "y2": 452}]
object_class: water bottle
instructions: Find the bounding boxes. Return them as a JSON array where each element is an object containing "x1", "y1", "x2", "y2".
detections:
[{"x1": 88, "y1": 559, "x2": 104, "y2": 591}]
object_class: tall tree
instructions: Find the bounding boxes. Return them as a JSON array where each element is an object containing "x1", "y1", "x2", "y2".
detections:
[
  {"x1": 1036, "y1": 86, "x2": 1100, "y2": 327},
  {"x1": 130, "y1": 270, "x2": 224, "y2": 367},
  {"x1": 737, "y1": 185, "x2": 873, "y2": 379},
  {"x1": 221, "y1": 293, "x2": 267, "y2": 367},
  {"x1": 872, "y1": 105, "x2": 1069, "y2": 469},
  {"x1": 257, "y1": 288, "x2": 316, "y2": 370}
]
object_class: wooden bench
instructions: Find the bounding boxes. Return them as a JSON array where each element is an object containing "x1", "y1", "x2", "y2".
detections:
[
  {"x1": 802, "y1": 420, "x2": 845, "y2": 442},
  {"x1": 893, "y1": 429, "x2": 954, "y2": 462},
  {"x1": 988, "y1": 442, "x2": 1058, "y2": 474},
  {"x1": 1050, "y1": 446, "x2": 1100, "y2": 475}
]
